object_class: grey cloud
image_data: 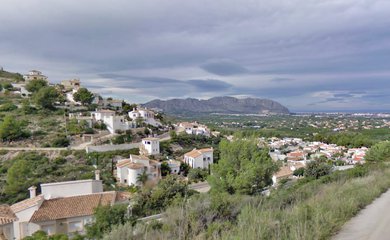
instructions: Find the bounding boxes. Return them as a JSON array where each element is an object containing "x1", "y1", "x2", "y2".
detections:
[
  {"x1": 270, "y1": 78, "x2": 295, "y2": 83},
  {"x1": 1, "y1": 0, "x2": 390, "y2": 111},
  {"x1": 200, "y1": 59, "x2": 249, "y2": 76}
]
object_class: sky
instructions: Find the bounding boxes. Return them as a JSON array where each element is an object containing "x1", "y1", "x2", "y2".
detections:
[{"x1": 1, "y1": 0, "x2": 390, "y2": 112}]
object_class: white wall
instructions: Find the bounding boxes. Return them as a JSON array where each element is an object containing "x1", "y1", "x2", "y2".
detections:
[{"x1": 41, "y1": 180, "x2": 103, "y2": 199}]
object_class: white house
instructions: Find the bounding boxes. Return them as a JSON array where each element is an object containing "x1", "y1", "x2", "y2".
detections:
[
  {"x1": 23, "y1": 70, "x2": 48, "y2": 82},
  {"x1": 183, "y1": 148, "x2": 213, "y2": 169},
  {"x1": 129, "y1": 108, "x2": 161, "y2": 127},
  {"x1": 11, "y1": 83, "x2": 31, "y2": 98},
  {"x1": 140, "y1": 137, "x2": 160, "y2": 156},
  {"x1": 10, "y1": 173, "x2": 127, "y2": 239},
  {"x1": 178, "y1": 122, "x2": 210, "y2": 137},
  {"x1": 116, "y1": 155, "x2": 161, "y2": 186},
  {"x1": 166, "y1": 160, "x2": 181, "y2": 174},
  {"x1": 92, "y1": 109, "x2": 135, "y2": 134},
  {"x1": 0, "y1": 205, "x2": 17, "y2": 240}
]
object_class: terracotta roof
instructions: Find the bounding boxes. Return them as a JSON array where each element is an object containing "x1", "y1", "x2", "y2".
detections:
[
  {"x1": 116, "y1": 159, "x2": 131, "y2": 168},
  {"x1": 130, "y1": 154, "x2": 150, "y2": 161},
  {"x1": 185, "y1": 149, "x2": 202, "y2": 158},
  {"x1": 11, "y1": 195, "x2": 44, "y2": 213},
  {"x1": 127, "y1": 163, "x2": 145, "y2": 170},
  {"x1": 198, "y1": 148, "x2": 213, "y2": 153},
  {"x1": 30, "y1": 192, "x2": 116, "y2": 223},
  {"x1": 0, "y1": 205, "x2": 17, "y2": 225},
  {"x1": 185, "y1": 148, "x2": 213, "y2": 158}
]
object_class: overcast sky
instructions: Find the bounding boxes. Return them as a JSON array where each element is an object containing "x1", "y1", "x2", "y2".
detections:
[{"x1": 1, "y1": 0, "x2": 390, "y2": 112}]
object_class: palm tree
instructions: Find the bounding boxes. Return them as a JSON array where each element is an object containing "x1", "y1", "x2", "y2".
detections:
[{"x1": 136, "y1": 170, "x2": 149, "y2": 186}]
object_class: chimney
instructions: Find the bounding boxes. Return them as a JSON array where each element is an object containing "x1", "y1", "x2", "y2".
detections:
[
  {"x1": 95, "y1": 170, "x2": 101, "y2": 181},
  {"x1": 28, "y1": 186, "x2": 37, "y2": 199}
]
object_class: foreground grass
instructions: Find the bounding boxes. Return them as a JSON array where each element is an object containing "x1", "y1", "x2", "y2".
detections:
[
  {"x1": 103, "y1": 165, "x2": 390, "y2": 240},
  {"x1": 224, "y1": 165, "x2": 390, "y2": 240}
]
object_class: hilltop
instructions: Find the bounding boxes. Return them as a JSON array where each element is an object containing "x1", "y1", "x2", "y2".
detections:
[{"x1": 143, "y1": 96, "x2": 290, "y2": 115}]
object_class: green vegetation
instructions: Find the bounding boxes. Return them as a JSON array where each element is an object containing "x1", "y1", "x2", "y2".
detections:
[
  {"x1": 0, "y1": 149, "x2": 140, "y2": 203},
  {"x1": 304, "y1": 161, "x2": 332, "y2": 179},
  {"x1": 33, "y1": 86, "x2": 62, "y2": 109},
  {"x1": 0, "y1": 70, "x2": 24, "y2": 82},
  {"x1": 188, "y1": 168, "x2": 208, "y2": 183},
  {"x1": 86, "y1": 204, "x2": 128, "y2": 239},
  {"x1": 0, "y1": 115, "x2": 29, "y2": 142},
  {"x1": 365, "y1": 141, "x2": 390, "y2": 162},
  {"x1": 25, "y1": 79, "x2": 48, "y2": 93},
  {"x1": 73, "y1": 88, "x2": 94, "y2": 105},
  {"x1": 209, "y1": 139, "x2": 278, "y2": 195},
  {"x1": 104, "y1": 163, "x2": 390, "y2": 240}
]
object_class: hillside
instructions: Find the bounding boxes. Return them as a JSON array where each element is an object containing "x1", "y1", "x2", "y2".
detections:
[
  {"x1": 0, "y1": 69, "x2": 24, "y2": 82},
  {"x1": 143, "y1": 96, "x2": 290, "y2": 115}
]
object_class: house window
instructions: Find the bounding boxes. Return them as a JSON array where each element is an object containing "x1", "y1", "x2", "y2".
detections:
[
  {"x1": 41, "y1": 224, "x2": 55, "y2": 235},
  {"x1": 68, "y1": 221, "x2": 83, "y2": 232}
]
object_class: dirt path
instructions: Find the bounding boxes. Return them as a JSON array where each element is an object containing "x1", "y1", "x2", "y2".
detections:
[{"x1": 333, "y1": 189, "x2": 390, "y2": 240}]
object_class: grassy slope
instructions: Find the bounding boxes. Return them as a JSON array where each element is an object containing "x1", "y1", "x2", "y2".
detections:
[{"x1": 225, "y1": 165, "x2": 390, "y2": 240}]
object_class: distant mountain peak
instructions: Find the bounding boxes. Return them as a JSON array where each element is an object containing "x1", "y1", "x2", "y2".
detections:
[{"x1": 143, "y1": 96, "x2": 289, "y2": 115}]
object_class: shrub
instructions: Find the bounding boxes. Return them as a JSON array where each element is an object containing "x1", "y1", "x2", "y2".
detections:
[
  {"x1": 0, "y1": 102, "x2": 17, "y2": 112},
  {"x1": 188, "y1": 168, "x2": 209, "y2": 183},
  {"x1": 304, "y1": 161, "x2": 332, "y2": 179}
]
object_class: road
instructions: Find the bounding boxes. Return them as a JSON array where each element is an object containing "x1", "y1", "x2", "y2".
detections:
[
  {"x1": 189, "y1": 182, "x2": 210, "y2": 193},
  {"x1": 0, "y1": 132, "x2": 171, "y2": 152},
  {"x1": 333, "y1": 189, "x2": 390, "y2": 240}
]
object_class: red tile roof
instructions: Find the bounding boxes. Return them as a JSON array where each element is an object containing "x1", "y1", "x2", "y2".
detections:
[
  {"x1": 30, "y1": 192, "x2": 117, "y2": 223},
  {"x1": 0, "y1": 205, "x2": 17, "y2": 225},
  {"x1": 11, "y1": 195, "x2": 44, "y2": 213}
]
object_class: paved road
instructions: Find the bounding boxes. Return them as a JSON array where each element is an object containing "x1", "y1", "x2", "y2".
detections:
[{"x1": 333, "y1": 189, "x2": 390, "y2": 240}]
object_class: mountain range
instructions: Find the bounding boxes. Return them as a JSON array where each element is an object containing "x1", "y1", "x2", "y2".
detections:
[{"x1": 143, "y1": 96, "x2": 290, "y2": 115}]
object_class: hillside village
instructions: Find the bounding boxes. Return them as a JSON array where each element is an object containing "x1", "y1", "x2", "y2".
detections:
[{"x1": 0, "y1": 68, "x2": 388, "y2": 239}]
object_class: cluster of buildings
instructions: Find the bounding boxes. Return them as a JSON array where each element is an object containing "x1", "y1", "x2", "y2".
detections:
[
  {"x1": 0, "y1": 172, "x2": 129, "y2": 240},
  {"x1": 269, "y1": 137, "x2": 369, "y2": 186},
  {"x1": 116, "y1": 137, "x2": 214, "y2": 187},
  {"x1": 177, "y1": 122, "x2": 211, "y2": 137}
]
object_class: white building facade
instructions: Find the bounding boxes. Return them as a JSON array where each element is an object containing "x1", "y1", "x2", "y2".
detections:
[
  {"x1": 140, "y1": 138, "x2": 160, "y2": 156},
  {"x1": 183, "y1": 148, "x2": 214, "y2": 169},
  {"x1": 116, "y1": 155, "x2": 161, "y2": 186}
]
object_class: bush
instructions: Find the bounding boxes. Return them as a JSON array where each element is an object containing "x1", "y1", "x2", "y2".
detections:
[
  {"x1": 188, "y1": 168, "x2": 209, "y2": 183},
  {"x1": 51, "y1": 135, "x2": 70, "y2": 147},
  {"x1": 293, "y1": 167, "x2": 305, "y2": 177},
  {"x1": 304, "y1": 161, "x2": 332, "y2": 179},
  {"x1": 365, "y1": 141, "x2": 390, "y2": 162},
  {"x1": 0, "y1": 102, "x2": 17, "y2": 112}
]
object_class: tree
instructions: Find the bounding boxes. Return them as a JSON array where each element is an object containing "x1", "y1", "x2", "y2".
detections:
[
  {"x1": 0, "y1": 116, "x2": 28, "y2": 142},
  {"x1": 136, "y1": 170, "x2": 150, "y2": 186},
  {"x1": 25, "y1": 79, "x2": 48, "y2": 92},
  {"x1": 4, "y1": 159, "x2": 32, "y2": 201},
  {"x1": 304, "y1": 161, "x2": 332, "y2": 179},
  {"x1": 33, "y1": 86, "x2": 60, "y2": 109},
  {"x1": 86, "y1": 204, "x2": 128, "y2": 239},
  {"x1": 208, "y1": 139, "x2": 278, "y2": 195},
  {"x1": 133, "y1": 175, "x2": 190, "y2": 215},
  {"x1": 179, "y1": 162, "x2": 190, "y2": 176},
  {"x1": 188, "y1": 168, "x2": 208, "y2": 182},
  {"x1": 73, "y1": 87, "x2": 94, "y2": 105},
  {"x1": 293, "y1": 167, "x2": 305, "y2": 177},
  {"x1": 161, "y1": 162, "x2": 171, "y2": 176},
  {"x1": 365, "y1": 141, "x2": 390, "y2": 162}
]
